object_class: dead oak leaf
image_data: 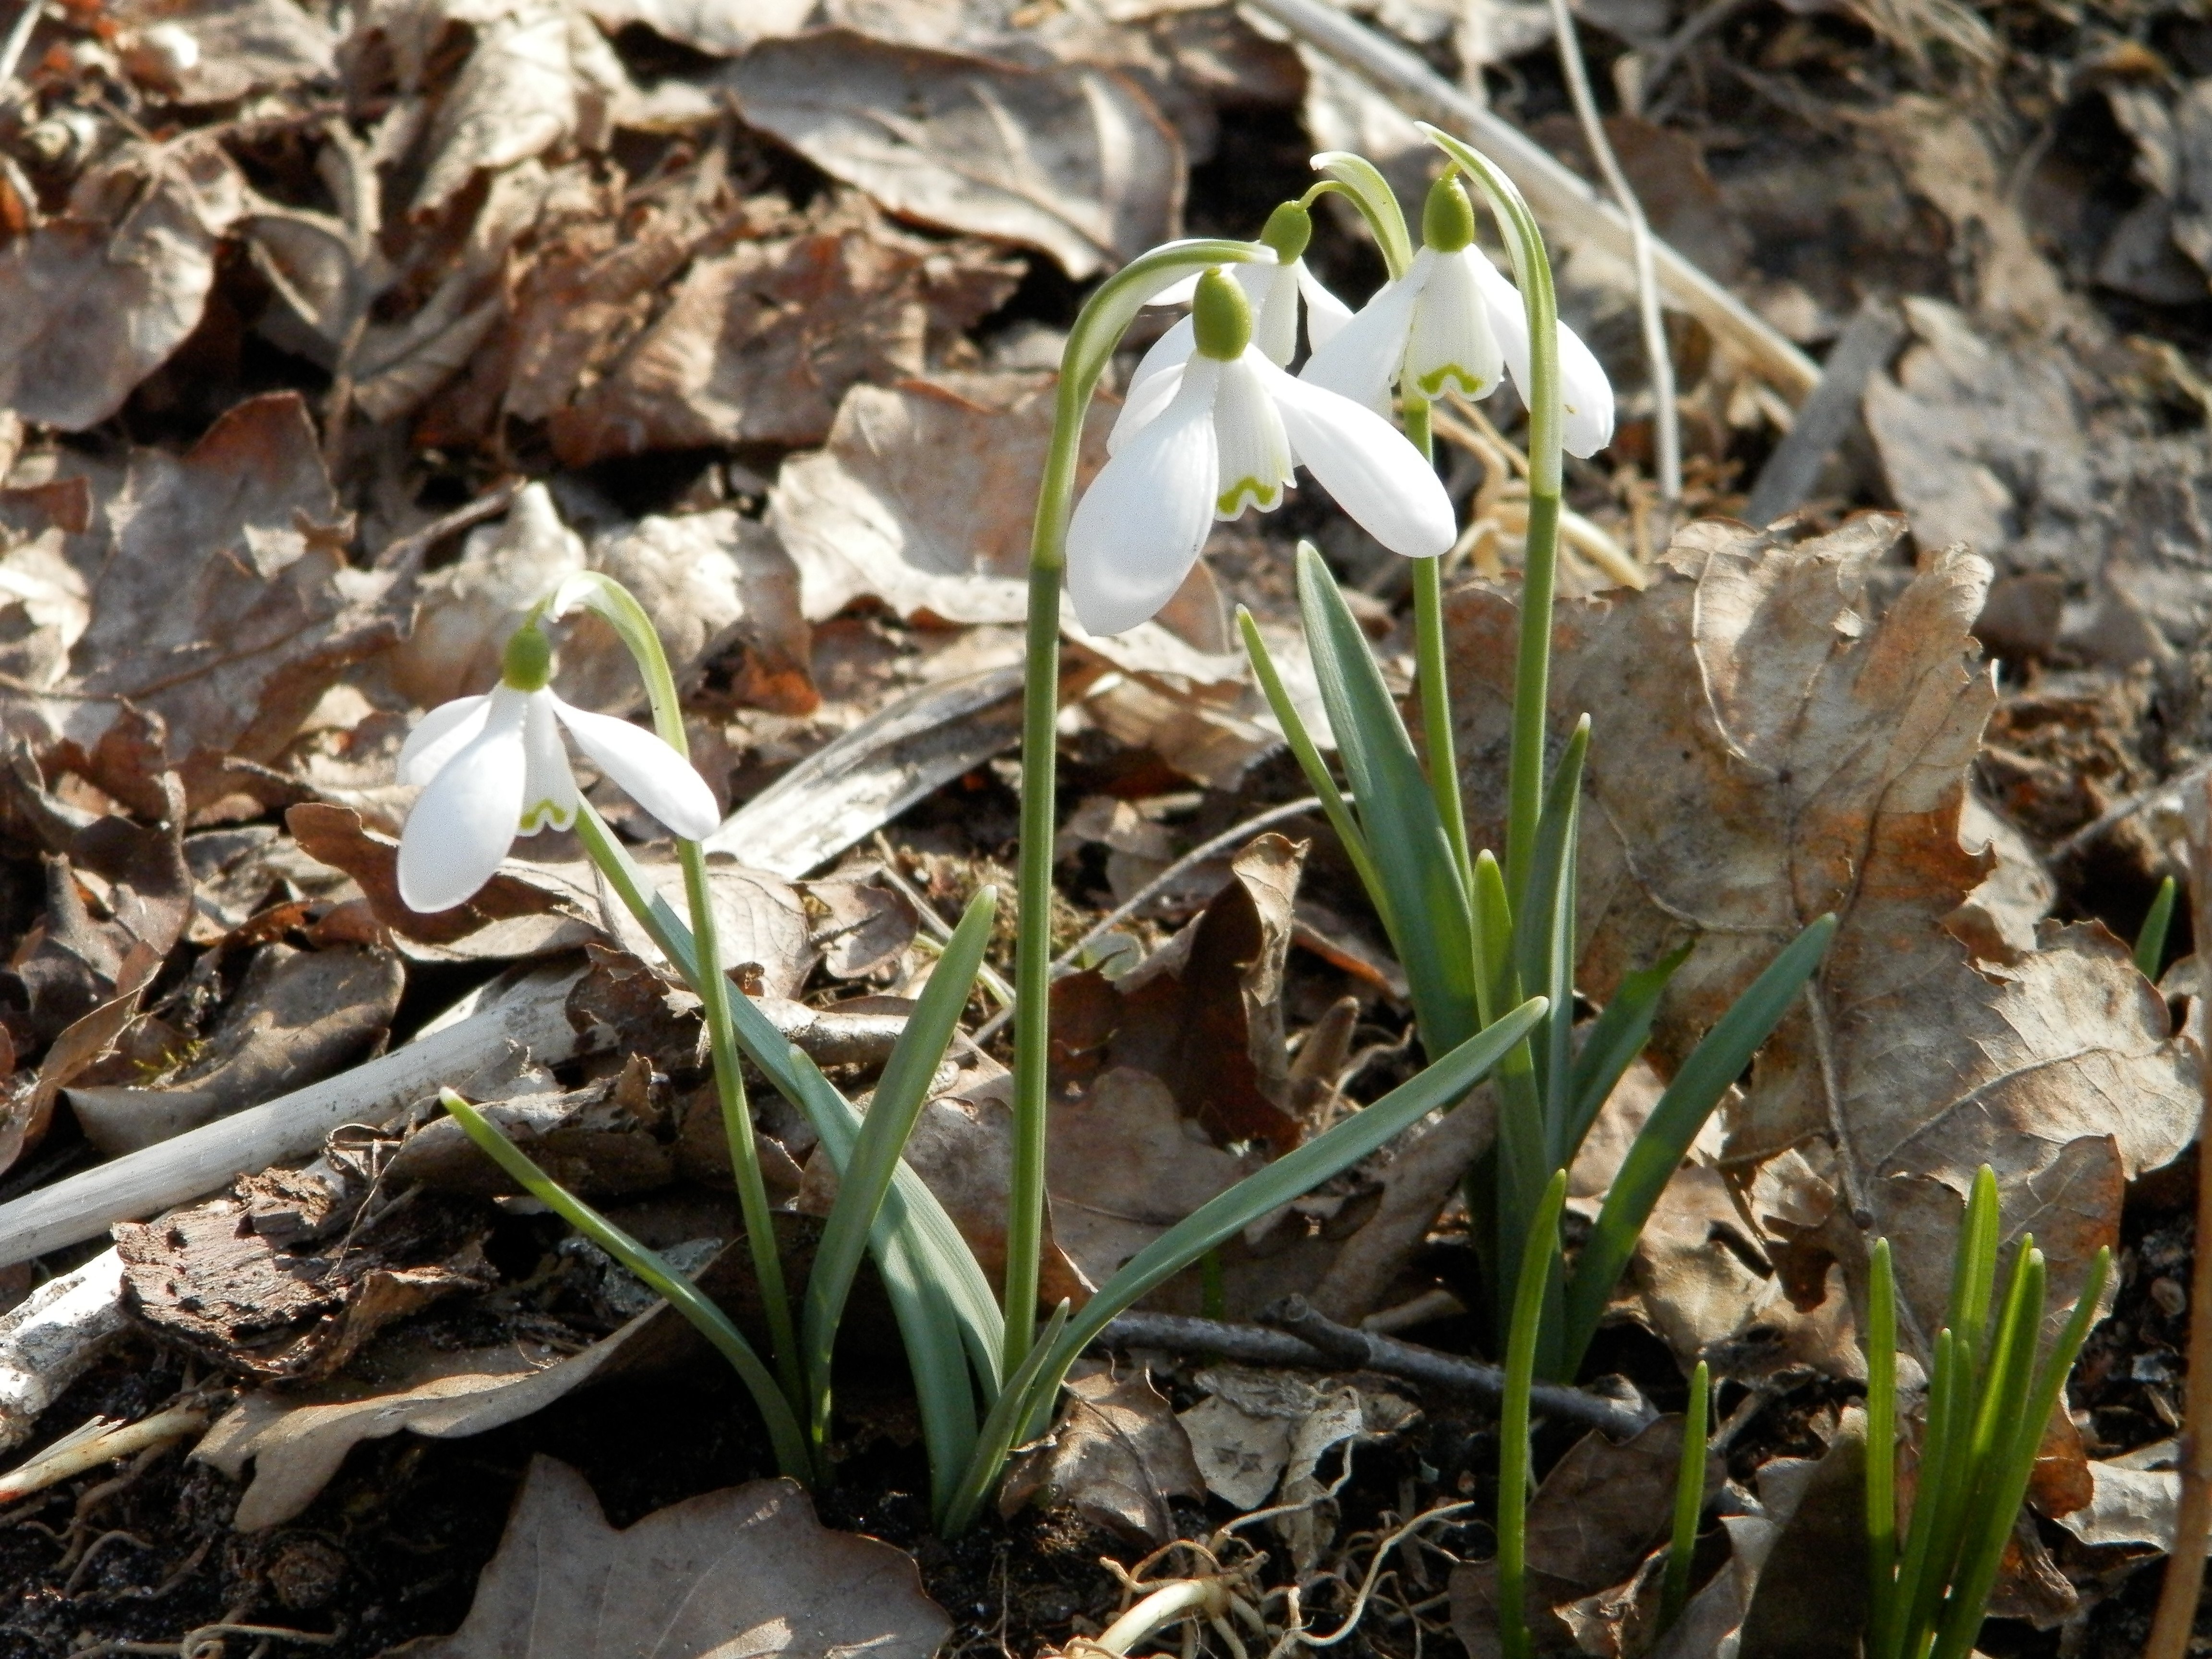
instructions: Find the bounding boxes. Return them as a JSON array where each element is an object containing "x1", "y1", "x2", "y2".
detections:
[
  {"x1": 1443, "y1": 515, "x2": 2198, "y2": 1340},
  {"x1": 0, "y1": 136, "x2": 245, "y2": 430},
  {"x1": 1001, "y1": 1367, "x2": 1206, "y2": 1546},
  {"x1": 721, "y1": 29, "x2": 1183, "y2": 279},
  {"x1": 116, "y1": 0, "x2": 337, "y2": 104},
  {"x1": 2, "y1": 395, "x2": 400, "y2": 818},
  {"x1": 545, "y1": 210, "x2": 1019, "y2": 462},
  {"x1": 397, "y1": 1456, "x2": 949, "y2": 1658}
]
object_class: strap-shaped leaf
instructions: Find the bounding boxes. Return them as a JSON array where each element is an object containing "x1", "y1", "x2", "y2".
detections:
[
  {"x1": 582, "y1": 823, "x2": 1007, "y2": 1410},
  {"x1": 803, "y1": 890, "x2": 997, "y2": 1456},
  {"x1": 1237, "y1": 606, "x2": 1387, "y2": 920},
  {"x1": 1511, "y1": 716, "x2": 1587, "y2": 1156},
  {"x1": 440, "y1": 1090, "x2": 813, "y2": 1479},
  {"x1": 1295, "y1": 544, "x2": 1478, "y2": 1056},
  {"x1": 944, "y1": 996, "x2": 1551, "y2": 1534},
  {"x1": 1562, "y1": 914, "x2": 1836, "y2": 1370},
  {"x1": 1562, "y1": 942, "x2": 1691, "y2": 1162}
]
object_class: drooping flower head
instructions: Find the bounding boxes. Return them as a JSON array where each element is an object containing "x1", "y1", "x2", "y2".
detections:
[
  {"x1": 396, "y1": 623, "x2": 719, "y2": 913},
  {"x1": 1121, "y1": 202, "x2": 1352, "y2": 434},
  {"x1": 1305, "y1": 172, "x2": 1616, "y2": 459},
  {"x1": 1065, "y1": 268, "x2": 1456, "y2": 637}
]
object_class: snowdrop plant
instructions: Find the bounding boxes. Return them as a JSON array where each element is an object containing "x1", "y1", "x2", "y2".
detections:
[
  {"x1": 1238, "y1": 127, "x2": 1834, "y2": 1381},
  {"x1": 400, "y1": 535, "x2": 1543, "y2": 1532}
]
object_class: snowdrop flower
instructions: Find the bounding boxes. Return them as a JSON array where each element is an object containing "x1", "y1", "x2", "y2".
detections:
[
  {"x1": 395, "y1": 625, "x2": 719, "y2": 913},
  {"x1": 1304, "y1": 176, "x2": 1616, "y2": 459},
  {"x1": 1116, "y1": 202, "x2": 1352, "y2": 445},
  {"x1": 1067, "y1": 269, "x2": 1456, "y2": 636}
]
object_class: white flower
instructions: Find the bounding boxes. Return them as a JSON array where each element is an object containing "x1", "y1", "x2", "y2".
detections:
[
  {"x1": 1067, "y1": 272, "x2": 1456, "y2": 637},
  {"x1": 1302, "y1": 179, "x2": 1615, "y2": 459},
  {"x1": 1116, "y1": 203, "x2": 1351, "y2": 449},
  {"x1": 395, "y1": 640, "x2": 719, "y2": 913}
]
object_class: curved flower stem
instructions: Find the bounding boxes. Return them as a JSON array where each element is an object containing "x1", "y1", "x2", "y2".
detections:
[
  {"x1": 1404, "y1": 396, "x2": 1473, "y2": 893},
  {"x1": 1007, "y1": 237, "x2": 1269, "y2": 1373},
  {"x1": 1421, "y1": 129, "x2": 1563, "y2": 901},
  {"x1": 553, "y1": 571, "x2": 801, "y2": 1410}
]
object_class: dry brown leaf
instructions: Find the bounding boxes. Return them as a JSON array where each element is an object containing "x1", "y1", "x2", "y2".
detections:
[
  {"x1": 721, "y1": 29, "x2": 1183, "y2": 279},
  {"x1": 394, "y1": 1455, "x2": 949, "y2": 1658},
  {"x1": 1000, "y1": 1366, "x2": 1206, "y2": 1545},
  {"x1": 66, "y1": 941, "x2": 403, "y2": 1156},
  {"x1": 1052, "y1": 832, "x2": 1305, "y2": 1150},
  {"x1": 348, "y1": 0, "x2": 631, "y2": 217},
  {"x1": 1862, "y1": 297, "x2": 2212, "y2": 659},
  {"x1": 545, "y1": 209, "x2": 1018, "y2": 462},
  {"x1": 1452, "y1": 1417, "x2": 1718, "y2": 1658},
  {"x1": 195, "y1": 1310, "x2": 672, "y2": 1529},
  {"x1": 582, "y1": 509, "x2": 815, "y2": 718},
  {"x1": 1, "y1": 396, "x2": 399, "y2": 818},
  {"x1": 1444, "y1": 515, "x2": 2199, "y2": 1338},
  {"x1": 771, "y1": 372, "x2": 1109, "y2": 627},
  {"x1": 0, "y1": 137, "x2": 245, "y2": 429},
  {"x1": 580, "y1": 0, "x2": 809, "y2": 52},
  {"x1": 117, "y1": 0, "x2": 337, "y2": 104},
  {"x1": 389, "y1": 1057, "x2": 675, "y2": 1198}
]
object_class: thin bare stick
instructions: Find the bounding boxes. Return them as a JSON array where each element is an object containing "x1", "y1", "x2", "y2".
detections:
[
  {"x1": 2145, "y1": 773, "x2": 2212, "y2": 1659},
  {"x1": 1545, "y1": 0, "x2": 1679, "y2": 514}
]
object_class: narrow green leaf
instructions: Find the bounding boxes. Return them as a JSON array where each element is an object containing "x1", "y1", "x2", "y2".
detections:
[
  {"x1": 1475, "y1": 849, "x2": 1547, "y2": 1345},
  {"x1": 1297, "y1": 542, "x2": 1478, "y2": 1058},
  {"x1": 941, "y1": 1301, "x2": 1071, "y2": 1535},
  {"x1": 1499, "y1": 1169, "x2": 1568, "y2": 1659},
  {"x1": 1661, "y1": 1359, "x2": 1711, "y2": 1634},
  {"x1": 803, "y1": 890, "x2": 997, "y2": 1454},
  {"x1": 1512, "y1": 716, "x2": 1587, "y2": 1157},
  {"x1": 947, "y1": 998, "x2": 1549, "y2": 1534},
  {"x1": 440, "y1": 1090, "x2": 812, "y2": 1480},
  {"x1": 1563, "y1": 943, "x2": 1693, "y2": 1161},
  {"x1": 1238, "y1": 606, "x2": 1389, "y2": 923},
  {"x1": 1887, "y1": 1326, "x2": 1960, "y2": 1659},
  {"x1": 1865, "y1": 1240, "x2": 1899, "y2": 1658},
  {"x1": 579, "y1": 818, "x2": 1008, "y2": 1401},
  {"x1": 2137, "y1": 876, "x2": 2177, "y2": 979},
  {"x1": 1562, "y1": 914, "x2": 1836, "y2": 1370},
  {"x1": 1947, "y1": 1165, "x2": 2001, "y2": 1368},
  {"x1": 1930, "y1": 1246, "x2": 2056, "y2": 1659}
]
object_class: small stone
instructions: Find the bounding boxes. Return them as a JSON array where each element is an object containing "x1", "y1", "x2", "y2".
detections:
[{"x1": 2151, "y1": 1276, "x2": 2188, "y2": 1319}]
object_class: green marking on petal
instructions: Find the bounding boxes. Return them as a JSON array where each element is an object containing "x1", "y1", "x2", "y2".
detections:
[
  {"x1": 1216, "y1": 478, "x2": 1280, "y2": 515},
  {"x1": 1417, "y1": 364, "x2": 1490, "y2": 398}
]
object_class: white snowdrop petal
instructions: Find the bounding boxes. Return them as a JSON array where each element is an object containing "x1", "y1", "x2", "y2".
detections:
[
  {"x1": 1404, "y1": 249, "x2": 1502, "y2": 400},
  {"x1": 397, "y1": 693, "x2": 491, "y2": 786},
  {"x1": 1254, "y1": 263, "x2": 1302, "y2": 367},
  {"x1": 1470, "y1": 253, "x2": 1615, "y2": 457},
  {"x1": 1067, "y1": 358, "x2": 1222, "y2": 636},
  {"x1": 1296, "y1": 263, "x2": 1353, "y2": 352},
  {"x1": 1301, "y1": 249, "x2": 1432, "y2": 412},
  {"x1": 1113, "y1": 324, "x2": 1192, "y2": 453},
  {"x1": 1148, "y1": 272, "x2": 1201, "y2": 306},
  {"x1": 1264, "y1": 358, "x2": 1457, "y2": 559},
  {"x1": 1211, "y1": 351, "x2": 1295, "y2": 519},
  {"x1": 553, "y1": 699, "x2": 722, "y2": 842},
  {"x1": 397, "y1": 690, "x2": 528, "y2": 913},
  {"x1": 518, "y1": 690, "x2": 578, "y2": 832},
  {"x1": 1555, "y1": 318, "x2": 1616, "y2": 458}
]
